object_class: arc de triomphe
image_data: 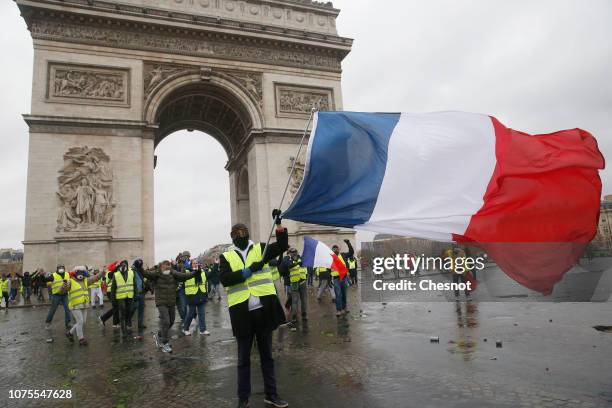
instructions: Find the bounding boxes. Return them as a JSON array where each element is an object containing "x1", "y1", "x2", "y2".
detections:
[{"x1": 16, "y1": 0, "x2": 354, "y2": 271}]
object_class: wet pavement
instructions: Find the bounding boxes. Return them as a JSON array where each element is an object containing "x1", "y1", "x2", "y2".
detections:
[{"x1": 0, "y1": 286, "x2": 611, "y2": 408}]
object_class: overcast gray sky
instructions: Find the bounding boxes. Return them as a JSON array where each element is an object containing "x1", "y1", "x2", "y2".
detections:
[{"x1": 1, "y1": 0, "x2": 610, "y2": 261}]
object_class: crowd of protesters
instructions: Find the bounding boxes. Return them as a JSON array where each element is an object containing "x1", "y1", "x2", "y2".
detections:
[
  {"x1": 0, "y1": 244, "x2": 360, "y2": 344},
  {"x1": 0, "y1": 212, "x2": 360, "y2": 408}
]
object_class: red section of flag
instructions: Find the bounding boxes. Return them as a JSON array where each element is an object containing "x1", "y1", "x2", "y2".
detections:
[
  {"x1": 454, "y1": 118, "x2": 604, "y2": 294},
  {"x1": 331, "y1": 253, "x2": 348, "y2": 280}
]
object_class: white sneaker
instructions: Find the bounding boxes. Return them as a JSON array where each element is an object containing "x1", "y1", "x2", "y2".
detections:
[
  {"x1": 162, "y1": 343, "x2": 172, "y2": 353},
  {"x1": 199, "y1": 330, "x2": 210, "y2": 336},
  {"x1": 183, "y1": 330, "x2": 191, "y2": 336}
]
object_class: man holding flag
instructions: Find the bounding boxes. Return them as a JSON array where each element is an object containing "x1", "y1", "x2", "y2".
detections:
[
  {"x1": 331, "y1": 241, "x2": 353, "y2": 316},
  {"x1": 300, "y1": 236, "x2": 352, "y2": 317},
  {"x1": 219, "y1": 212, "x2": 289, "y2": 408}
]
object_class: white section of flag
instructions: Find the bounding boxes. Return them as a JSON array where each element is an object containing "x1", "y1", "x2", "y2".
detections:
[
  {"x1": 357, "y1": 111, "x2": 497, "y2": 241},
  {"x1": 312, "y1": 240, "x2": 334, "y2": 269}
]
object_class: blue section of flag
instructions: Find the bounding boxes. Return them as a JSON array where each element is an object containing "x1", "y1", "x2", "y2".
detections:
[
  {"x1": 283, "y1": 111, "x2": 401, "y2": 227},
  {"x1": 301, "y1": 236, "x2": 318, "y2": 268}
]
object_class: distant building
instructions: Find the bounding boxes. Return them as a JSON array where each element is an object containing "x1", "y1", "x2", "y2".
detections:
[
  {"x1": 197, "y1": 243, "x2": 233, "y2": 264},
  {"x1": 590, "y1": 195, "x2": 612, "y2": 256},
  {"x1": 370, "y1": 234, "x2": 449, "y2": 258},
  {"x1": 0, "y1": 248, "x2": 23, "y2": 276},
  {"x1": 0, "y1": 248, "x2": 23, "y2": 263}
]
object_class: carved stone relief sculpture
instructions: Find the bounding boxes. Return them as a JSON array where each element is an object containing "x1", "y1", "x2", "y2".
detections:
[
  {"x1": 287, "y1": 156, "x2": 306, "y2": 199},
  {"x1": 56, "y1": 146, "x2": 115, "y2": 233},
  {"x1": 47, "y1": 63, "x2": 130, "y2": 107},
  {"x1": 275, "y1": 84, "x2": 334, "y2": 118},
  {"x1": 143, "y1": 62, "x2": 263, "y2": 107}
]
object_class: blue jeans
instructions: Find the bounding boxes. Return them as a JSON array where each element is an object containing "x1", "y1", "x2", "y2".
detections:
[
  {"x1": 184, "y1": 302, "x2": 206, "y2": 332},
  {"x1": 177, "y1": 289, "x2": 187, "y2": 321},
  {"x1": 332, "y1": 278, "x2": 347, "y2": 312},
  {"x1": 45, "y1": 294, "x2": 71, "y2": 328},
  {"x1": 209, "y1": 283, "x2": 220, "y2": 299},
  {"x1": 130, "y1": 294, "x2": 145, "y2": 329}
]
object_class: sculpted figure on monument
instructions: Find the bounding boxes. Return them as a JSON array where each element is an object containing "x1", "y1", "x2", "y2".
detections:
[
  {"x1": 288, "y1": 156, "x2": 306, "y2": 198},
  {"x1": 75, "y1": 178, "x2": 95, "y2": 224},
  {"x1": 56, "y1": 146, "x2": 115, "y2": 232}
]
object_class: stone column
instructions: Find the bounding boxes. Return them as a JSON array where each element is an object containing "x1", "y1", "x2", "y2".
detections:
[{"x1": 141, "y1": 135, "x2": 155, "y2": 267}]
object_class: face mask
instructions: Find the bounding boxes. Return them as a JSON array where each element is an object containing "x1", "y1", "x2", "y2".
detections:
[
  {"x1": 58, "y1": 268, "x2": 65, "y2": 273},
  {"x1": 120, "y1": 265, "x2": 127, "y2": 272},
  {"x1": 233, "y1": 236, "x2": 249, "y2": 250},
  {"x1": 162, "y1": 269, "x2": 171, "y2": 275}
]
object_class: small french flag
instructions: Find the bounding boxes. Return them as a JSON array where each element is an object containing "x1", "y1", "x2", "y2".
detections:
[{"x1": 301, "y1": 236, "x2": 348, "y2": 280}]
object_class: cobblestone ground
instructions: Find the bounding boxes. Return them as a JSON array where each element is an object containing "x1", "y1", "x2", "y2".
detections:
[{"x1": 0, "y1": 287, "x2": 611, "y2": 408}]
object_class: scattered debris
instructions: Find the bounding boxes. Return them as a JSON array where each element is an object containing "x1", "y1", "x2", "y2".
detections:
[
  {"x1": 483, "y1": 338, "x2": 487, "y2": 342},
  {"x1": 113, "y1": 379, "x2": 119, "y2": 383},
  {"x1": 46, "y1": 338, "x2": 53, "y2": 343},
  {"x1": 549, "y1": 319, "x2": 553, "y2": 323},
  {"x1": 489, "y1": 357, "x2": 497, "y2": 360},
  {"x1": 430, "y1": 336, "x2": 440, "y2": 343},
  {"x1": 495, "y1": 340, "x2": 503, "y2": 348},
  {"x1": 593, "y1": 325, "x2": 612, "y2": 333}
]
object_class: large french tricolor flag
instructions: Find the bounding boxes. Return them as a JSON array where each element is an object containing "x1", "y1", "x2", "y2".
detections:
[
  {"x1": 283, "y1": 111, "x2": 605, "y2": 294},
  {"x1": 302, "y1": 236, "x2": 349, "y2": 280}
]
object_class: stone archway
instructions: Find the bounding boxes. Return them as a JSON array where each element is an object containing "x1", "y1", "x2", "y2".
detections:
[
  {"x1": 149, "y1": 71, "x2": 261, "y2": 231},
  {"x1": 17, "y1": 0, "x2": 355, "y2": 270}
]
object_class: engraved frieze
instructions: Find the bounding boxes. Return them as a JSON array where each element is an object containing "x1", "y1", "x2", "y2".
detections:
[
  {"x1": 143, "y1": 62, "x2": 263, "y2": 106},
  {"x1": 275, "y1": 84, "x2": 334, "y2": 118},
  {"x1": 31, "y1": 19, "x2": 342, "y2": 72},
  {"x1": 47, "y1": 63, "x2": 130, "y2": 107}
]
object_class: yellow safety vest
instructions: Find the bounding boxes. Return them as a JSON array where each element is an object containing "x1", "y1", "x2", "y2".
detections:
[
  {"x1": 331, "y1": 255, "x2": 346, "y2": 278},
  {"x1": 51, "y1": 272, "x2": 67, "y2": 295},
  {"x1": 222, "y1": 244, "x2": 276, "y2": 307},
  {"x1": 0, "y1": 278, "x2": 9, "y2": 293},
  {"x1": 289, "y1": 259, "x2": 307, "y2": 283},
  {"x1": 105, "y1": 274, "x2": 113, "y2": 293},
  {"x1": 185, "y1": 270, "x2": 207, "y2": 295},
  {"x1": 348, "y1": 259, "x2": 357, "y2": 269},
  {"x1": 113, "y1": 269, "x2": 134, "y2": 299},
  {"x1": 270, "y1": 266, "x2": 280, "y2": 281},
  {"x1": 443, "y1": 249, "x2": 455, "y2": 272},
  {"x1": 90, "y1": 278, "x2": 101, "y2": 289},
  {"x1": 315, "y1": 267, "x2": 328, "y2": 276},
  {"x1": 68, "y1": 279, "x2": 89, "y2": 309}
]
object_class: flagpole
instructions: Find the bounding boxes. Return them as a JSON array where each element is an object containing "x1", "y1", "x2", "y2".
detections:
[{"x1": 261, "y1": 105, "x2": 317, "y2": 260}]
